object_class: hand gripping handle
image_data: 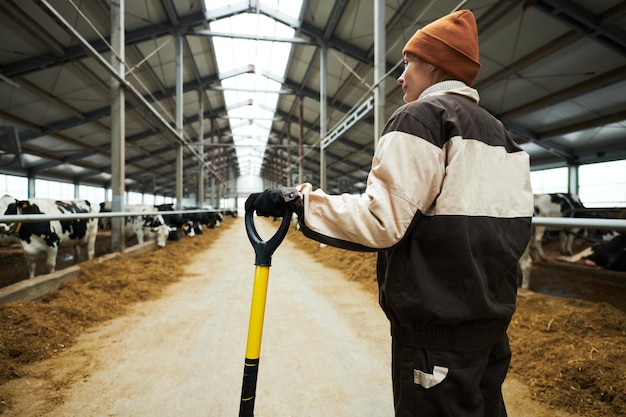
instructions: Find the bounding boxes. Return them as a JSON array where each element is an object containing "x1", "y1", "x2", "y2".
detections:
[{"x1": 245, "y1": 207, "x2": 291, "y2": 266}]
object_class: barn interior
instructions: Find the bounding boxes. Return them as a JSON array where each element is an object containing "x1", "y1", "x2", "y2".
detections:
[{"x1": 1, "y1": 2, "x2": 626, "y2": 416}]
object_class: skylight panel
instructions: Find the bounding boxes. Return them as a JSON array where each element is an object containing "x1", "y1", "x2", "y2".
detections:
[
  {"x1": 263, "y1": 0, "x2": 303, "y2": 18},
  {"x1": 205, "y1": 0, "x2": 303, "y2": 177}
]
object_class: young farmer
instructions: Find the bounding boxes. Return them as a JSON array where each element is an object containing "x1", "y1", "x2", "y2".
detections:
[{"x1": 247, "y1": 10, "x2": 533, "y2": 416}]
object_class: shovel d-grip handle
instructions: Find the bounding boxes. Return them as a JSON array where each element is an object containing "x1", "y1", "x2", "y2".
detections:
[
  {"x1": 245, "y1": 206, "x2": 291, "y2": 266},
  {"x1": 240, "y1": 207, "x2": 291, "y2": 417}
]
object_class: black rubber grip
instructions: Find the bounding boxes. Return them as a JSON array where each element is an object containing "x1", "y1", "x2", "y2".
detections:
[{"x1": 239, "y1": 357, "x2": 261, "y2": 417}]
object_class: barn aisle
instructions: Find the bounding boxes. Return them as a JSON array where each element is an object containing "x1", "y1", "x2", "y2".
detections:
[
  {"x1": 6, "y1": 217, "x2": 393, "y2": 416},
  {"x1": 2, "y1": 216, "x2": 578, "y2": 417}
]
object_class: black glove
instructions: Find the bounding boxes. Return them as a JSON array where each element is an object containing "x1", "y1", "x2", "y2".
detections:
[
  {"x1": 246, "y1": 187, "x2": 303, "y2": 218},
  {"x1": 245, "y1": 189, "x2": 288, "y2": 217}
]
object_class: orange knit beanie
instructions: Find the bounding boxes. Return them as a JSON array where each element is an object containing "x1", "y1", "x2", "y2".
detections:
[{"x1": 402, "y1": 10, "x2": 481, "y2": 86}]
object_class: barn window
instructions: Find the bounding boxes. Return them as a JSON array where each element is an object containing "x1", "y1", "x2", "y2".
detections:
[
  {"x1": 579, "y1": 160, "x2": 626, "y2": 208},
  {"x1": 530, "y1": 167, "x2": 568, "y2": 195},
  {"x1": 0, "y1": 174, "x2": 27, "y2": 199},
  {"x1": 35, "y1": 179, "x2": 74, "y2": 200}
]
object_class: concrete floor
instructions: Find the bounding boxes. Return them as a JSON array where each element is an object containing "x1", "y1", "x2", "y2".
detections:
[{"x1": 2, "y1": 217, "x2": 577, "y2": 417}]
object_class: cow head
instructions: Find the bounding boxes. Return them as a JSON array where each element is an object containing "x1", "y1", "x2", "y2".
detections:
[
  {"x1": 152, "y1": 224, "x2": 172, "y2": 247},
  {"x1": 0, "y1": 223, "x2": 12, "y2": 235},
  {"x1": 148, "y1": 214, "x2": 171, "y2": 247},
  {"x1": 179, "y1": 220, "x2": 195, "y2": 237},
  {"x1": 185, "y1": 221, "x2": 196, "y2": 237},
  {"x1": 0, "y1": 195, "x2": 18, "y2": 236}
]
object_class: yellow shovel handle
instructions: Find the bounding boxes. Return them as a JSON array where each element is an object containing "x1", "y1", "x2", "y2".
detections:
[
  {"x1": 245, "y1": 265, "x2": 270, "y2": 360},
  {"x1": 240, "y1": 207, "x2": 291, "y2": 416},
  {"x1": 239, "y1": 265, "x2": 269, "y2": 417}
]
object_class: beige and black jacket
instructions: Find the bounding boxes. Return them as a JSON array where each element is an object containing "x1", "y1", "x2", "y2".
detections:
[{"x1": 293, "y1": 81, "x2": 534, "y2": 350}]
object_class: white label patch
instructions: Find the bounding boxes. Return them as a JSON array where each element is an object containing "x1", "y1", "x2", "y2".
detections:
[{"x1": 414, "y1": 365, "x2": 449, "y2": 389}]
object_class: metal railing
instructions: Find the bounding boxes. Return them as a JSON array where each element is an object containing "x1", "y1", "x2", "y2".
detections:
[
  {"x1": 532, "y1": 217, "x2": 626, "y2": 231},
  {"x1": 0, "y1": 208, "x2": 234, "y2": 224},
  {"x1": 1, "y1": 211, "x2": 624, "y2": 231}
]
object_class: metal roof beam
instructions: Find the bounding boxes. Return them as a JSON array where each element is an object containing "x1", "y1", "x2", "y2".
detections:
[
  {"x1": 324, "y1": 0, "x2": 349, "y2": 39},
  {"x1": 538, "y1": 109, "x2": 626, "y2": 139},
  {"x1": 1, "y1": 11, "x2": 206, "y2": 79},
  {"x1": 0, "y1": 0, "x2": 65, "y2": 57},
  {"x1": 271, "y1": 107, "x2": 373, "y2": 155},
  {"x1": 506, "y1": 122, "x2": 574, "y2": 162},
  {"x1": 568, "y1": 143, "x2": 626, "y2": 166},
  {"x1": 19, "y1": 108, "x2": 111, "y2": 143},
  {"x1": 477, "y1": 1, "x2": 625, "y2": 91},
  {"x1": 31, "y1": 122, "x2": 176, "y2": 175},
  {"x1": 160, "y1": 0, "x2": 179, "y2": 25},
  {"x1": 284, "y1": 158, "x2": 366, "y2": 190},
  {"x1": 204, "y1": 0, "x2": 249, "y2": 21},
  {"x1": 262, "y1": 109, "x2": 372, "y2": 178},
  {"x1": 476, "y1": 0, "x2": 520, "y2": 34},
  {"x1": 18, "y1": 72, "x2": 224, "y2": 143},
  {"x1": 71, "y1": 111, "x2": 234, "y2": 181},
  {"x1": 322, "y1": 96, "x2": 374, "y2": 149},
  {"x1": 498, "y1": 65, "x2": 626, "y2": 119},
  {"x1": 191, "y1": 30, "x2": 315, "y2": 45},
  {"x1": 475, "y1": 31, "x2": 581, "y2": 91},
  {"x1": 257, "y1": 3, "x2": 301, "y2": 29},
  {"x1": 249, "y1": 5, "x2": 372, "y2": 67},
  {"x1": 280, "y1": 78, "x2": 354, "y2": 115},
  {"x1": 532, "y1": 0, "x2": 626, "y2": 56}
]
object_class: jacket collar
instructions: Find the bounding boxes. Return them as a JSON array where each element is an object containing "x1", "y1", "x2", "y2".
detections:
[{"x1": 418, "y1": 80, "x2": 480, "y2": 104}]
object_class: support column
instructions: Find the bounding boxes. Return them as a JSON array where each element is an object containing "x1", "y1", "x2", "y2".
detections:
[
  {"x1": 374, "y1": 0, "x2": 386, "y2": 148},
  {"x1": 568, "y1": 163, "x2": 579, "y2": 195},
  {"x1": 198, "y1": 91, "x2": 205, "y2": 206},
  {"x1": 319, "y1": 46, "x2": 327, "y2": 191},
  {"x1": 210, "y1": 118, "x2": 217, "y2": 208},
  {"x1": 110, "y1": 0, "x2": 125, "y2": 252},
  {"x1": 283, "y1": 136, "x2": 289, "y2": 186},
  {"x1": 298, "y1": 96, "x2": 304, "y2": 185},
  {"x1": 175, "y1": 33, "x2": 184, "y2": 210},
  {"x1": 218, "y1": 145, "x2": 225, "y2": 206},
  {"x1": 231, "y1": 161, "x2": 237, "y2": 210},
  {"x1": 286, "y1": 122, "x2": 293, "y2": 187},
  {"x1": 27, "y1": 177, "x2": 35, "y2": 198}
]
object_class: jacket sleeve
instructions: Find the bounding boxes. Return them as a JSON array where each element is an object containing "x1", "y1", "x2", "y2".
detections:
[{"x1": 296, "y1": 118, "x2": 447, "y2": 251}]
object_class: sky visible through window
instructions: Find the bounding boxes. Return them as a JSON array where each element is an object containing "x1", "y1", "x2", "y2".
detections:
[{"x1": 204, "y1": 0, "x2": 303, "y2": 177}]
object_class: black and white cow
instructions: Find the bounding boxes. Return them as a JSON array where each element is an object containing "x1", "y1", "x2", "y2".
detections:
[
  {"x1": 531, "y1": 193, "x2": 586, "y2": 260},
  {"x1": 558, "y1": 233, "x2": 626, "y2": 272},
  {"x1": 519, "y1": 192, "x2": 585, "y2": 288},
  {"x1": 518, "y1": 243, "x2": 533, "y2": 289},
  {"x1": 154, "y1": 204, "x2": 195, "y2": 241},
  {"x1": 207, "y1": 211, "x2": 223, "y2": 228},
  {"x1": 98, "y1": 201, "x2": 112, "y2": 230},
  {"x1": 182, "y1": 208, "x2": 223, "y2": 234},
  {"x1": 124, "y1": 204, "x2": 172, "y2": 247},
  {"x1": 0, "y1": 195, "x2": 99, "y2": 278},
  {"x1": 223, "y1": 209, "x2": 238, "y2": 218}
]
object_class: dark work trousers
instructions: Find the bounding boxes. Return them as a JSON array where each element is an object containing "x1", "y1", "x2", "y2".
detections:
[{"x1": 391, "y1": 333, "x2": 511, "y2": 417}]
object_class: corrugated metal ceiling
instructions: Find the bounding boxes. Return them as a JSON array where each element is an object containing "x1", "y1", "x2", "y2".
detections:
[{"x1": 0, "y1": 0, "x2": 624, "y2": 199}]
